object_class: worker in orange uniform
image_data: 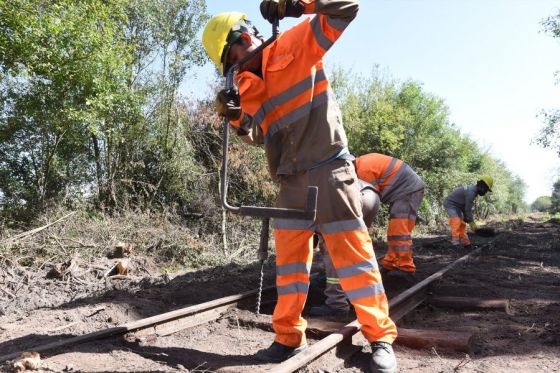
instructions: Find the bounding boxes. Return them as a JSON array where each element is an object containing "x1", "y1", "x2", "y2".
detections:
[
  {"x1": 202, "y1": 2, "x2": 398, "y2": 372},
  {"x1": 355, "y1": 153, "x2": 425, "y2": 282},
  {"x1": 443, "y1": 176, "x2": 493, "y2": 249},
  {"x1": 311, "y1": 179, "x2": 381, "y2": 317},
  {"x1": 309, "y1": 153, "x2": 424, "y2": 317}
]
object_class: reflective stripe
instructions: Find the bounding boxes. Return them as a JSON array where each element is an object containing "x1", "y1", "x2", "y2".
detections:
[
  {"x1": 277, "y1": 262, "x2": 311, "y2": 276},
  {"x1": 387, "y1": 235, "x2": 411, "y2": 241},
  {"x1": 451, "y1": 237, "x2": 461, "y2": 244},
  {"x1": 345, "y1": 283, "x2": 385, "y2": 302},
  {"x1": 383, "y1": 162, "x2": 405, "y2": 193},
  {"x1": 264, "y1": 89, "x2": 330, "y2": 143},
  {"x1": 320, "y1": 218, "x2": 366, "y2": 234},
  {"x1": 326, "y1": 277, "x2": 340, "y2": 284},
  {"x1": 326, "y1": 15, "x2": 349, "y2": 32},
  {"x1": 277, "y1": 282, "x2": 309, "y2": 295},
  {"x1": 336, "y1": 258, "x2": 378, "y2": 279},
  {"x1": 311, "y1": 17, "x2": 334, "y2": 51},
  {"x1": 254, "y1": 69, "x2": 327, "y2": 127},
  {"x1": 369, "y1": 157, "x2": 398, "y2": 186},
  {"x1": 273, "y1": 218, "x2": 316, "y2": 231},
  {"x1": 387, "y1": 245, "x2": 412, "y2": 252}
]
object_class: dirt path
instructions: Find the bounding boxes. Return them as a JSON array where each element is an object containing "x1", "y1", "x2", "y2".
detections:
[
  {"x1": 336, "y1": 216, "x2": 560, "y2": 373},
  {"x1": 1, "y1": 215, "x2": 559, "y2": 372}
]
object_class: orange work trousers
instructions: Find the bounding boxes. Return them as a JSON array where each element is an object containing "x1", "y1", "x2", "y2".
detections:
[
  {"x1": 445, "y1": 205, "x2": 471, "y2": 246},
  {"x1": 272, "y1": 159, "x2": 397, "y2": 347},
  {"x1": 382, "y1": 190, "x2": 424, "y2": 273}
]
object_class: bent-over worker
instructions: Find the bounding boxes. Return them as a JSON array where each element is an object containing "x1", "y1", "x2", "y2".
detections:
[
  {"x1": 443, "y1": 176, "x2": 493, "y2": 249},
  {"x1": 311, "y1": 153, "x2": 425, "y2": 317}
]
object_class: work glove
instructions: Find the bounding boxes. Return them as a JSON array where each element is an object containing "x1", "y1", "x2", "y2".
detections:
[
  {"x1": 215, "y1": 88, "x2": 241, "y2": 121},
  {"x1": 260, "y1": 0, "x2": 305, "y2": 24},
  {"x1": 469, "y1": 222, "x2": 478, "y2": 231}
]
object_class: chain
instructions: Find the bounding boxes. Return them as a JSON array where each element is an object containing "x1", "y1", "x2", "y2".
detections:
[{"x1": 256, "y1": 259, "x2": 265, "y2": 314}]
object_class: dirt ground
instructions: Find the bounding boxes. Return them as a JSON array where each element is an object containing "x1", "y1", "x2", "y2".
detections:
[{"x1": 1, "y1": 214, "x2": 559, "y2": 372}]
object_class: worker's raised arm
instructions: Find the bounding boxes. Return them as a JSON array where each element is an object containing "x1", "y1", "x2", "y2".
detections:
[
  {"x1": 260, "y1": 0, "x2": 359, "y2": 62},
  {"x1": 260, "y1": 0, "x2": 359, "y2": 24},
  {"x1": 310, "y1": 0, "x2": 360, "y2": 23}
]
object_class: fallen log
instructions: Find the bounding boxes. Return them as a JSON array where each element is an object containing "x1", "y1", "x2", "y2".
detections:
[{"x1": 396, "y1": 328, "x2": 472, "y2": 353}]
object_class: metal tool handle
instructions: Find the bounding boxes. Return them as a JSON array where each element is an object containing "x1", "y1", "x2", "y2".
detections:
[
  {"x1": 258, "y1": 218, "x2": 270, "y2": 261},
  {"x1": 220, "y1": 20, "x2": 318, "y2": 221}
]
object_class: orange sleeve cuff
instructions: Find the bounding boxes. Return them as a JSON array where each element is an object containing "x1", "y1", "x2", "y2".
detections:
[{"x1": 229, "y1": 112, "x2": 244, "y2": 128}]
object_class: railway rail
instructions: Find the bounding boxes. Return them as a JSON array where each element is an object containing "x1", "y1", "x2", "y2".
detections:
[{"x1": 1, "y1": 241, "x2": 493, "y2": 371}]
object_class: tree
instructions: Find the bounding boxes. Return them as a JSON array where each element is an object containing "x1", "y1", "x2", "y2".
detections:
[
  {"x1": 531, "y1": 196, "x2": 552, "y2": 212},
  {"x1": 536, "y1": 9, "x2": 560, "y2": 155},
  {"x1": 551, "y1": 179, "x2": 560, "y2": 213},
  {"x1": 0, "y1": 0, "x2": 210, "y2": 214},
  {"x1": 0, "y1": 0, "x2": 132, "y2": 210},
  {"x1": 536, "y1": 109, "x2": 560, "y2": 156},
  {"x1": 330, "y1": 67, "x2": 527, "y2": 222}
]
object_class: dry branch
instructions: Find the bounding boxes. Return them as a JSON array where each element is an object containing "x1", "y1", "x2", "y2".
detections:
[
  {"x1": 0, "y1": 212, "x2": 76, "y2": 246},
  {"x1": 0, "y1": 286, "x2": 15, "y2": 299}
]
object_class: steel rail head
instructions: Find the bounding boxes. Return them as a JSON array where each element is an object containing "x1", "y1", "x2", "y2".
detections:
[{"x1": 0, "y1": 286, "x2": 277, "y2": 364}]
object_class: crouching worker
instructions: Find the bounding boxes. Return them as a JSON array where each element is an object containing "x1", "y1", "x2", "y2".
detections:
[
  {"x1": 355, "y1": 153, "x2": 425, "y2": 282},
  {"x1": 310, "y1": 180, "x2": 381, "y2": 317},
  {"x1": 202, "y1": 1, "x2": 398, "y2": 371},
  {"x1": 310, "y1": 153, "x2": 425, "y2": 317},
  {"x1": 443, "y1": 176, "x2": 493, "y2": 249}
]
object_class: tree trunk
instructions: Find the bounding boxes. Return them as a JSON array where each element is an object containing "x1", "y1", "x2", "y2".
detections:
[{"x1": 91, "y1": 134, "x2": 104, "y2": 198}]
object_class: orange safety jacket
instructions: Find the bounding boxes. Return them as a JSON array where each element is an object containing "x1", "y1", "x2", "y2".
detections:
[
  {"x1": 229, "y1": 0, "x2": 359, "y2": 179},
  {"x1": 355, "y1": 153, "x2": 425, "y2": 203}
]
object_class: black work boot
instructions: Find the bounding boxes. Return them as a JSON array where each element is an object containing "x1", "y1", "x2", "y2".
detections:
[
  {"x1": 370, "y1": 341, "x2": 397, "y2": 373},
  {"x1": 254, "y1": 341, "x2": 308, "y2": 363},
  {"x1": 463, "y1": 244, "x2": 473, "y2": 250},
  {"x1": 386, "y1": 269, "x2": 417, "y2": 286},
  {"x1": 308, "y1": 304, "x2": 349, "y2": 318}
]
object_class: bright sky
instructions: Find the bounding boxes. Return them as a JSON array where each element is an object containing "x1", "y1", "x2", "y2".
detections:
[{"x1": 185, "y1": 1, "x2": 560, "y2": 204}]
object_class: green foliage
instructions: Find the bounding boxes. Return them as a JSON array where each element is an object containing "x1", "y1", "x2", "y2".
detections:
[
  {"x1": 536, "y1": 109, "x2": 560, "y2": 156},
  {"x1": 551, "y1": 179, "x2": 560, "y2": 213},
  {"x1": 542, "y1": 9, "x2": 560, "y2": 38},
  {"x1": 331, "y1": 67, "x2": 526, "y2": 222},
  {"x1": 536, "y1": 9, "x2": 560, "y2": 155},
  {"x1": 531, "y1": 196, "x2": 552, "y2": 212},
  {"x1": 0, "y1": 1, "x2": 528, "y2": 232},
  {"x1": 1, "y1": 0, "x2": 131, "y2": 209},
  {"x1": 0, "y1": 0, "x2": 210, "y2": 215}
]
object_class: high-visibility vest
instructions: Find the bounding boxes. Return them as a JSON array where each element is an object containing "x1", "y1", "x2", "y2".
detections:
[
  {"x1": 355, "y1": 153, "x2": 404, "y2": 195},
  {"x1": 229, "y1": 0, "x2": 359, "y2": 178}
]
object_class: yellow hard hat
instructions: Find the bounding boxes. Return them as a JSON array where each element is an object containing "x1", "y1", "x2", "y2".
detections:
[
  {"x1": 479, "y1": 175, "x2": 494, "y2": 191},
  {"x1": 202, "y1": 12, "x2": 247, "y2": 76}
]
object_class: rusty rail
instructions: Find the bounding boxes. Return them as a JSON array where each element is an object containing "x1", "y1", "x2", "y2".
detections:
[
  {"x1": 0, "y1": 285, "x2": 276, "y2": 363},
  {"x1": 269, "y1": 244, "x2": 488, "y2": 373},
  {"x1": 1, "y1": 242, "x2": 491, "y2": 370}
]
